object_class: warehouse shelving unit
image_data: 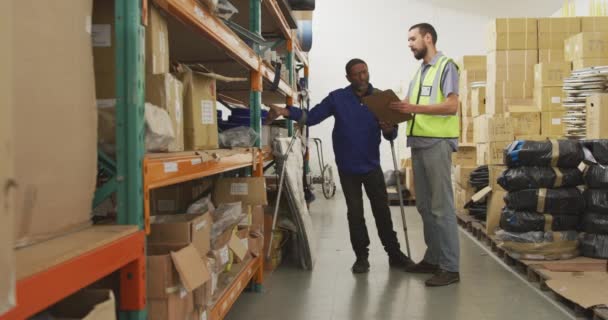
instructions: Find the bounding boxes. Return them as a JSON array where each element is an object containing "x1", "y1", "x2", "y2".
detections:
[{"x1": 0, "y1": 0, "x2": 308, "y2": 319}]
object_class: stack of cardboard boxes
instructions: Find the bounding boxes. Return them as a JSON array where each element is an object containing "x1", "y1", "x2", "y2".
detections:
[
  {"x1": 565, "y1": 17, "x2": 608, "y2": 70},
  {"x1": 534, "y1": 62, "x2": 572, "y2": 138},
  {"x1": 458, "y1": 55, "x2": 487, "y2": 145}
]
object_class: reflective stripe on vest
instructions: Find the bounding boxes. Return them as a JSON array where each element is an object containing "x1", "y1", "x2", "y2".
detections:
[{"x1": 406, "y1": 55, "x2": 460, "y2": 138}]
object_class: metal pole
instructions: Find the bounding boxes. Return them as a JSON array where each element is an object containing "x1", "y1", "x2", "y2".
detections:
[{"x1": 390, "y1": 139, "x2": 411, "y2": 257}]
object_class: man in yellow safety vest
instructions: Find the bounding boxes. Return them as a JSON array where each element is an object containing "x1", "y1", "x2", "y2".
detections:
[{"x1": 390, "y1": 23, "x2": 461, "y2": 287}]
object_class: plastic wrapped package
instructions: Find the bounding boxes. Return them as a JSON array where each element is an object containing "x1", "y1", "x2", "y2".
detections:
[
  {"x1": 504, "y1": 188, "x2": 585, "y2": 214},
  {"x1": 219, "y1": 126, "x2": 259, "y2": 148},
  {"x1": 579, "y1": 233, "x2": 608, "y2": 259},
  {"x1": 498, "y1": 167, "x2": 583, "y2": 191},
  {"x1": 584, "y1": 189, "x2": 608, "y2": 214},
  {"x1": 504, "y1": 140, "x2": 584, "y2": 168},
  {"x1": 495, "y1": 230, "x2": 579, "y2": 260},
  {"x1": 500, "y1": 209, "x2": 580, "y2": 233},
  {"x1": 186, "y1": 195, "x2": 215, "y2": 215},
  {"x1": 581, "y1": 140, "x2": 608, "y2": 165},
  {"x1": 584, "y1": 165, "x2": 608, "y2": 188},
  {"x1": 144, "y1": 103, "x2": 175, "y2": 152},
  {"x1": 581, "y1": 213, "x2": 608, "y2": 235},
  {"x1": 469, "y1": 165, "x2": 489, "y2": 189},
  {"x1": 211, "y1": 202, "x2": 244, "y2": 240}
]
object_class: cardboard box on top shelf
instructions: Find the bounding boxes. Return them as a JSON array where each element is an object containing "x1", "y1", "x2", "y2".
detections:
[
  {"x1": 487, "y1": 50, "x2": 538, "y2": 83},
  {"x1": 581, "y1": 16, "x2": 608, "y2": 32},
  {"x1": 150, "y1": 179, "x2": 213, "y2": 215},
  {"x1": 486, "y1": 190, "x2": 507, "y2": 235},
  {"x1": 471, "y1": 86, "x2": 486, "y2": 117},
  {"x1": 454, "y1": 165, "x2": 476, "y2": 188},
  {"x1": 146, "y1": 73, "x2": 184, "y2": 152},
  {"x1": 565, "y1": 32, "x2": 608, "y2": 61},
  {"x1": 474, "y1": 114, "x2": 514, "y2": 144},
  {"x1": 14, "y1": 0, "x2": 97, "y2": 247},
  {"x1": 534, "y1": 63, "x2": 572, "y2": 88},
  {"x1": 477, "y1": 141, "x2": 511, "y2": 166},
  {"x1": 541, "y1": 111, "x2": 566, "y2": 137},
  {"x1": 488, "y1": 165, "x2": 507, "y2": 191},
  {"x1": 586, "y1": 93, "x2": 608, "y2": 139},
  {"x1": 148, "y1": 213, "x2": 212, "y2": 258},
  {"x1": 535, "y1": 87, "x2": 565, "y2": 112},
  {"x1": 92, "y1": 0, "x2": 116, "y2": 101},
  {"x1": 538, "y1": 49, "x2": 567, "y2": 64},
  {"x1": 506, "y1": 111, "x2": 541, "y2": 136},
  {"x1": 461, "y1": 117, "x2": 475, "y2": 144},
  {"x1": 178, "y1": 66, "x2": 219, "y2": 151},
  {"x1": 572, "y1": 58, "x2": 608, "y2": 70},
  {"x1": 452, "y1": 146, "x2": 477, "y2": 167},
  {"x1": 49, "y1": 290, "x2": 117, "y2": 320},
  {"x1": 457, "y1": 55, "x2": 487, "y2": 71},
  {"x1": 505, "y1": 98, "x2": 538, "y2": 113},
  {"x1": 487, "y1": 18, "x2": 538, "y2": 51},
  {"x1": 213, "y1": 177, "x2": 268, "y2": 207},
  {"x1": 485, "y1": 81, "x2": 534, "y2": 115},
  {"x1": 146, "y1": 5, "x2": 170, "y2": 75}
]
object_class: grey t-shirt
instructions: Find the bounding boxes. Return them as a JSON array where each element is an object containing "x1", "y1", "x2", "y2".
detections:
[{"x1": 407, "y1": 52, "x2": 459, "y2": 151}]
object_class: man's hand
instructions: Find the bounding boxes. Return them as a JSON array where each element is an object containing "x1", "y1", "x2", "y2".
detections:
[
  {"x1": 265, "y1": 105, "x2": 290, "y2": 125},
  {"x1": 379, "y1": 120, "x2": 394, "y2": 134},
  {"x1": 389, "y1": 101, "x2": 417, "y2": 114}
]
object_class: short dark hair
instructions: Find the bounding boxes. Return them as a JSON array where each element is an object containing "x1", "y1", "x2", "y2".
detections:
[
  {"x1": 410, "y1": 23, "x2": 437, "y2": 45},
  {"x1": 345, "y1": 58, "x2": 367, "y2": 75}
]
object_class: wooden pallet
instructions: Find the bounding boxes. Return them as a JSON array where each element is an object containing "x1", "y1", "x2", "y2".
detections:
[{"x1": 458, "y1": 219, "x2": 608, "y2": 318}]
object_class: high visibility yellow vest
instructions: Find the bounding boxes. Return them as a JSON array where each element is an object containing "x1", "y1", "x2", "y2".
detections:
[{"x1": 406, "y1": 55, "x2": 459, "y2": 138}]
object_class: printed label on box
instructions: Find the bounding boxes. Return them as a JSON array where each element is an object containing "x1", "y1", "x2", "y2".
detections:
[
  {"x1": 163, "y1": 162, "x2": 178, "y2": 173},
  {"x1": 96, "y1": 99, "x2": 116, "y2": 108},
  {"x1": 220, "y1": 247, "x2": 229, "y2": 265},
  {"x1": 201, "y1": 101, "x2": 215, "y2": 125},
  {"x1": 230, "y1": 183, "x2": 249, "y2": 196},
  {"x1": 551, "y1": 96, "x2": 561, "y2": 104},
  {"x1": 191, "y1": 158, "x2": 202, "y2": 165},
  {"x1": 92, "y1": 24, "x2": 112, "y2": 47},
  {"x1": 179, "y1": 287, "x2": 187, "y2": 299},
  {"x1": 552, "y1": 118, "x2": 562, "y2": 125}
]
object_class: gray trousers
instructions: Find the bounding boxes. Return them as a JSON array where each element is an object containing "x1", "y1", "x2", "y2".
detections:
[{"x1": 411, "y1": 140, "x2": 460, "y2": 272}]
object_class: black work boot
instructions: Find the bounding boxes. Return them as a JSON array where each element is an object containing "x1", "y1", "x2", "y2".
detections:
[
  {"x1": 425, "y1": 269, "x2": 460, "y2": 287},
  {"x1": 351, "y1": 257, "x2": 370, "y2": 274},
  {"x1": 404, "y1": 261, "x2": 440, "y2": 274},
  {"x1": 388, "y1": 251, "x2": 415, "y2": 269}
]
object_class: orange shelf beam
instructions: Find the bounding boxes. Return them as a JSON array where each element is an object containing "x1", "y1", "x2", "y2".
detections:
[{"x1": 0, "y1": 229, "x2": 145, "y2": 320}]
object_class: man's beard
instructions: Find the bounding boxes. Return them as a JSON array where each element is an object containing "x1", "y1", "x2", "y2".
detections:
[{"x1": 413, "y1": 46, "x2": 427, "y2": 60}]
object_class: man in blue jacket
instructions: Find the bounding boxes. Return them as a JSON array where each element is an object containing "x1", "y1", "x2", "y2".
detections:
[{"x1": 265, "y1": 59, "x2": 413, "y2": 273}]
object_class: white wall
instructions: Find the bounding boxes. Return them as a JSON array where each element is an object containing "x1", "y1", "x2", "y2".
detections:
[{"x1": 305, "y1": 0, "x2": 563, "y2": 182}]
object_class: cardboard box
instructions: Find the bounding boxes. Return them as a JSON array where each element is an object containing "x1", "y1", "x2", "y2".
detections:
[
  {"x1": 565, "y1": 32, "x2": 608, "y2": 61},
  {"x1": 149, "y1": 213, "x2": 212, "y2": 257},
  {"x1": 586, "y1": 93, "x2": 608, "y2": 139},
  {"x1": 179, "y1": 67, "x2": 219, "y2": 151},
  {"x1": 230, "y1": 232, "x2": 249, "y2": 263},
  {"x1": 539, "y1": 32, "x2": 581, "y2": 50},
  {"x1": 452, "y1": 146, "x2": 477, "y2": 166},
  {"x1": 477, "y1": 141, "x2": 510, "y2": 166},
  {"x1": 534, "y1": 63, "x2": 572, "y2": 87},
  {"x1": 471, "y1": 87, "x2": 486, "y2": 117},
  {"x1": 147, "y1": 244, "x2": 210, "y2": 298},
  {"x1": 92, "y1": 0, "x2": 116, "y2": 101},
  {"x1": 474, "y1": 114, "x2": 514, "y2": 144},
  {"x1": 454, "y1": 165, "x2": 476, "y2": 188},
  {"x1": 488, "y1": 165, "x2": 506, "y2": 191},
  {"x1": 454, "y1": 184, "x2": 476, "y2": 214},
  {"x1": 248, "y1": 231, "x2": 264, "y2": 257},
  {"x1": 485, "y1": 81, "x2": 534, "y2": 114},
  {"x1": 147, "y1": 6, "x2": 170, "y2": 75},
  {"x1": 505, "y1": 99, "x2": 538, "y2": 113},
  {"x1": 538, "y1": 17, "x2": 581, "y2": 33},
  {"x1": 251, "y1": 205, "x2": 264, "y2": 234},
  {"x1": 150, "y1": 180, "x2": 213, "y2": 215},
  {"x1": 213, "y1": 177, "x2": 268, "y2": 207},
  {"x1": 515, "y1": 134, "x2": 560, "y2": 141},
  {"x1": 486, "y1": 190, "x2": 507, "y2": 235},
  {"x1": 582, "y1": 17, "x2": 608, "y2": 32},
  {"x1": 146, "y1": 73, "x2": 184, "y2": 152},
  {"x1": 535, "y1": 87, "x2": 565, "y2": 112},
  {"x1": 404, "y1": 166, "x2": 416, "y2": 198},
  {"x1": 14, "y1": 0, "x2": 96, "y2": 247},
  {"x1": 487, "y1": 50, "x2": 538, "y2": 83},
  {"x1": 457, "y1": 55, "x2": 487, "y2": 71},
  {"x1": 0, "y1": 0, "x2": 14, "y2": 312},
  {"x1": 538, "y1": 49, "x2": 566, "y2": 64},
  {"x1": 50, "y1": 290, "x2": 116, "y2": 320},
  {"x1": 572, "y1": 58, "x2": 608, "y2": 70},
  {"x1": 541, "y1": 111, "x2": 566, "y2": 137},
  {"x1": 461, "y1": 117, "x2": 474, "y2": 144},
  {"x1": 149, "y1": 291, "x2": 195, "y2": 320},
  {"x1": 506, "y1": 112, "x2": 541, "y2": 136},
  {"x1": 487, "y1": 18, "x2": 538, "y2": 51}
]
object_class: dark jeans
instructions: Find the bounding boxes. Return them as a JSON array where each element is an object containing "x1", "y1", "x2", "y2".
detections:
[{"x1": 338, "y1": 167, "x2": 402, "y2": 259}]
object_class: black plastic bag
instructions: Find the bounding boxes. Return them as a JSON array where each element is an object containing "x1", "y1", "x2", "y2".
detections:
[
  {"x1": 504, "y1": 140, "x2": 583, "y2": 168},
  {"x1": 579, "y1": 233, "x2": 608, "y2": 259},
  {"x1": 469, "y1": 165, "x2": 489, "y2": 189},
  {"x1": 504, "y1": 188, "x2": 585, "y2": 214},
  {"x1": 584, "y1": 189, "x2": 608, "y2": 214},
  {"x1": 500, "y1": 209, "x2": 580, "y2": 233},
  {"x1": 581, "y1": 213, "x2": 608, "y2": 235},
  {"x1": 581, "y1": 140, "x2": 608, "y2": 165},
  {"x1": 498, "y1": 167, "x2": 583, "y2": 191},
  {"x1": 584, "y1": 165, "x2": 608, "y2": 188}
]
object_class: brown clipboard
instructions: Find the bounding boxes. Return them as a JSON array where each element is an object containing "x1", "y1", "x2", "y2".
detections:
[{"x1": 362, "y1": 89, "x2": 413, "y2": 124}]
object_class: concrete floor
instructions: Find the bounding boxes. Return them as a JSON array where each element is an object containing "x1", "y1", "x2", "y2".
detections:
[{"x1": 227, "y1": 191, "x2": 575, "y2": 320}]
